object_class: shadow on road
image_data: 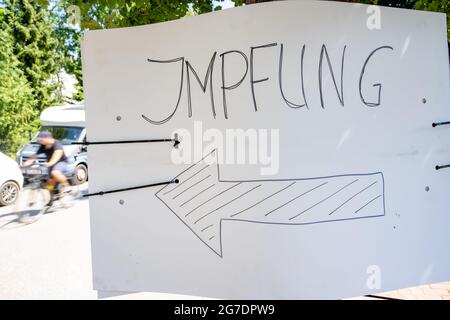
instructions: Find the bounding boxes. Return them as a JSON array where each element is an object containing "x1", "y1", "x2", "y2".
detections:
[
  {"x1": 0, "y1": 183, "x2": 89, "y2": 231},
  {"x1": 0, "y1": 209, "x2": 44, "y2": 230}
]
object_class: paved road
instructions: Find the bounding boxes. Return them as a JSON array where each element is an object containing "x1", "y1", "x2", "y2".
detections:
[
  {"x1": 0, "y1": 184, "x2": 97, "y2": 299},
  {"x1": 0, "y1": 184, "x2": 203, "y2": 300},
  {"x1": 0, "y1": 184, "x2": 448, "y2": 299}
]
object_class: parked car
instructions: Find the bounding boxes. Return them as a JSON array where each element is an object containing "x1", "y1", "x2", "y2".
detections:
[
  {"x1": 16, "y1": 103, "x2": 88, "y2": 185},
  {"x1": 0, "y1": 151, "x2": 24, "y2": 206}
]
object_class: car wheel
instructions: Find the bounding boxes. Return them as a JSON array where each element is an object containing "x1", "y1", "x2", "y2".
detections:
[
  {"x1": 72, "y1": 164, "x2": 88, "y2": 185},
  {"x1": 0, "y1": 181, "x2": 20, "y2": 206}
]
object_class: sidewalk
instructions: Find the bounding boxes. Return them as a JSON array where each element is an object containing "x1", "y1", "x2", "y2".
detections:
[{"x1": 377, "y1": 282, "x2": 450, "y2": 300}]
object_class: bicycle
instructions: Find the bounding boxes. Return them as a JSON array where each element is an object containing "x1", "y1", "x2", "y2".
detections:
[{"x1": 13, "y1": 162, "x2": 80, "y2": 224}]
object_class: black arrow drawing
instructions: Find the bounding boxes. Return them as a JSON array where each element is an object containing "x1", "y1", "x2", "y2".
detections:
[{"x1": 156, "y1": 150, "x2": 385, "y2": 257}]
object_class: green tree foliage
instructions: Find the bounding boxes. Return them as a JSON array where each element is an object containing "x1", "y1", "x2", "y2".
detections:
[
  {"x1": 353, "y1": 0, "x2": 450, "y2": 41},
  {"x1": 3, "y1": 0, "x2": 64, "y2": 112},
  {"x1": 49, "y1": 3, "x2": 84, "y2": 101},
  {"x1": 50, "y1": 0, "x2": 225, "y2": 100},
  {"x1": 336, "y1": 0, "x2": 416, "y2": 8},
  {"x1": 414, "y1": 0, "x2": 450, "y2": 41},
  {"x1": 66, "y1": 0, "x2": 220, "y2": 29},
  {"x1": 57, "y1": 0, "x2": 450, "y2": 102},
  {"x1": 339, "y1": 0, "x2": 449, "y2": 38},
  {"x1": 0, "y1": 0, "x2": 225, "y2": 156},
  {"x1": 244, "y1": 0, "x2": 449, "y2": 41},
  {"x1": 71, "y1": 0, "x2": 212, "y2": 30},
  {"x1": 0, "y1": 10, "x2": 38, "y2": 156}
]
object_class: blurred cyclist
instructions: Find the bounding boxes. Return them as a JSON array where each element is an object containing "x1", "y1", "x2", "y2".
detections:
[{"x1": 22, "y1": 131, "x2": 70, "y2": 193}]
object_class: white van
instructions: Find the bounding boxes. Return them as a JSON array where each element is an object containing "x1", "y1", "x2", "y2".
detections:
[{"x1": 16, "y1": 103, "x2": 88, "y2": 185}]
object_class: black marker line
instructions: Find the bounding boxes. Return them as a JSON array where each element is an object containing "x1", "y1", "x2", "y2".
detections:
[
  {"x1": 164, "y1": 164, "x2": 209, "y2": 195},
  {"x1": 201, "y1": 224, "x2": 214, "y2": 232},
  {"x1": 289, "y1": 179, "x2": 358, "y2": 221},
  {"x1": 355, "y1": 194, "x2": 382, "y2": 214},
  {"x1": 266, "y1": 182, "x2": 328, "y2": 217},
  {"x1": 180, "y1": 183, "x2": 216, "y2": 207},
  {"x1": 194, "y1": 184, "x2": 262, "y2": 224},
  {"x1": 185, "y1": 182, "x2": 242, "y2": 217},
  {"x1": 156, "y1": 190, "x2": 222, "y2": 258},
  {"x1": 142, "y1": 57, "x2": 184, "y2": 125},
  {"x1": 250, "y1": 43, "x2": 278, "y2": 112},
  {"x1": 329, "y1": 181, "x2": 377, "y2": 215},
  {"x1": 208, "y1": 235, "x2": 215, "y2": 241},
  {"x1": 154, "y1": 150, "x2": 215, "y2": 196},
  {"x1": 230, "y1": 182, "x2": 296, "y2": 218},
  {"x1": 278, "y1": 44, "x2": 308, "y2": 109},
  {"x1": 218, "y1": 172, "x2": 381, "y2": 183},
  {"x1": 172, "y1": 175, "x2": 211, "y2": 200},
  {"x1": 213, "y1": 214, "x2": 386, "y2": 258},
  {"x1": 225, "y1": 214, "x2": 385, "y2": 227},
  {"x1": 359, "y1": 46, "x2": 394, "y2": 107},
  {"x1": 186, "y1": 52, "x2": 217, "y2": 119},
  {"x1": 220, "y1": 50, "x2": 249, "y2": 119},
  {"x1": 381, "y1": 172, "x2": 386, "y2": 219},
  {"x1": 319, "y1": 45, "x2": 346, "y2": 109}
]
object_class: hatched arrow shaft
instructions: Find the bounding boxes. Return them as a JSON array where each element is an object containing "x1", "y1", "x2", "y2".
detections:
[{"x1": 155, "y1": 150, "x2": 385, "y2": 257}]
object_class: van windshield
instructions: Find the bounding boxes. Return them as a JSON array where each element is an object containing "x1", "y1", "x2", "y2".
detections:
[{"x1": 33, "y1": 126, "x2": 83, "y2": 145}]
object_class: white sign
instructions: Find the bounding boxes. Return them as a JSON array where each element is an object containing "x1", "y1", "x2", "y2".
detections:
[{"x1": 82, "y1": 0, "x2": 450, "y2": 299}]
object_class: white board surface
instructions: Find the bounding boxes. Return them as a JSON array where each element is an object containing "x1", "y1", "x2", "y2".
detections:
[{"x1": 82, "y1": 0, "x2": 450, "y2": 299}]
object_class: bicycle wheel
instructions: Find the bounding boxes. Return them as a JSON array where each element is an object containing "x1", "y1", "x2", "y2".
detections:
[
  {"x1": 13, "y1": 187, "x2": 50, "y2": 224},
  {"x1": 49, "y1": 185, "x2": 79, "y2": 211},
  {"x1": 68, "y1": 184, "x2": 80, "y2": 199}
]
